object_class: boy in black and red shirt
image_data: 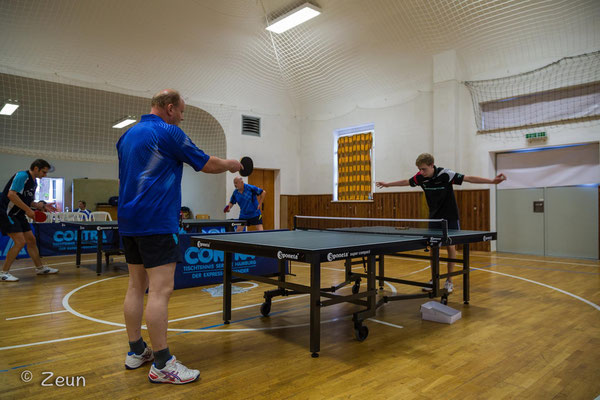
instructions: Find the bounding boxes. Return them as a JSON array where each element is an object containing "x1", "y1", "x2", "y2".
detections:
[{"x1": 376, "y1": 153, "x2": 506, "y2": 293}]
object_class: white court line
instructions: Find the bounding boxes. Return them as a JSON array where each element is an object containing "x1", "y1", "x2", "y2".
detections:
[
  {"x1": 0, "y1": 328, "x2": 125, "y2": 351},
  {"x1": 369, "y1": 319, "x2": 403, "y2": 329},
  {"x1": 474, "y1": 268, "x2": 600, "y2": 311},
  {"x1": 6, "y1": 310, "x2": 68, "y2": 320},
  {"x1": 472, "y1": 254, "x2": 599, "y2": 268},
  {"x1": 10, "y1": 256, "x2": 126, "y2": 271}
]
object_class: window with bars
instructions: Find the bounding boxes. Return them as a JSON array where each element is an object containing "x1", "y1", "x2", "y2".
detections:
[{"x1": 333, "y1": 125, "x2": 374, "y2": 201}]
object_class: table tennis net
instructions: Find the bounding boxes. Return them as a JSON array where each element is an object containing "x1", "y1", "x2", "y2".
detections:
[{"x1": 293, "y1": 216, "x2": 449, "y2": 239}]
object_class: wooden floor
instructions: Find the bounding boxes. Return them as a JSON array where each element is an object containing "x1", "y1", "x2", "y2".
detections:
[{"x1": 1, "y1": 250, "x2": 599, "y2": 399}]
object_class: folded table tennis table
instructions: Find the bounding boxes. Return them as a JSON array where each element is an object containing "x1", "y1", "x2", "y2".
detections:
[
  {"x1": 192, "y1": 222, "x2": 496, "y2": 357},
  {"x1": 62, "y1": 219, "x2": 245, "y2": 275}
]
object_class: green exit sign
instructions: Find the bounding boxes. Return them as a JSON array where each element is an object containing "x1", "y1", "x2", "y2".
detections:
[{"x1": 525, "y1": 131, "x2": 547, "y2": 139}]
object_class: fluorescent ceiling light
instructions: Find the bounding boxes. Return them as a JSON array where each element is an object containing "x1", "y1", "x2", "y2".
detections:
[
  {"x1": 0, "y1": 100, "x2": 19, "y2": 116},
  {"x1": 112, "y1": 116, "x2": 137, "y2": 128},
  {"x1": 266, "y1": 2, "x2": 321, "y2": 34}
]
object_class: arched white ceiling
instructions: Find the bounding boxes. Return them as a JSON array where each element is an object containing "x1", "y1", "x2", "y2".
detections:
[{"x1": 0, "y1": 0, "x2": 598, "y2": 118}]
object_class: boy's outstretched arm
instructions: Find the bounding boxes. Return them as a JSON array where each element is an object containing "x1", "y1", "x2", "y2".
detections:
[
  {"x1": 463, "y1": 173, "x2": 507, "y2": 184},
  {"x1": 376, "y1": 179, "x2": 410, "y2": 188}
]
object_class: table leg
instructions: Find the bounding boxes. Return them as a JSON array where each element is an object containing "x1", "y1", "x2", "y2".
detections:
[
  {"x1": 431, "y1": 246, "x2": 440, "y2": 297},
  {"x1": 223, "y1": 251, "x2": 232, "y2": 323},
  {"x1": 76, "y1": 228, "x2": 82, "y2": 268},
  {"x1": 378, "y1": 255, "x2": 385, "y2": 290},
  {"x1": 367, "y1": 255, "x2": 376, "y2": 310},
  {"x1": 463, "y1": 244, "x2": 470, "y2": 304},
  {"x1": 309, "y1": 256, "x2": 321, "y2": 357},
  {"x1": 96, "y1": 229, "x2": 103, "y2": 275}
]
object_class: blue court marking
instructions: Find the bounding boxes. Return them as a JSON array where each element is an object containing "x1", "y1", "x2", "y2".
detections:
[
  {"x1": 0, "y1": 359, "x2": 54, "y2": 373},
  {"x1": 174, "y1": 305, "x2": 308, "y2": 335}
]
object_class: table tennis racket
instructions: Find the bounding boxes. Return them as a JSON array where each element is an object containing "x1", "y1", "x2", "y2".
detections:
[
  {"x1": 224, "y1": 205, "x2": 230, "y2": 213},
  {"x1": 34, "y1": 210, "x2": 47, "y2": 222},
  {"x1": 239, "y1": 156, "x2": 253, "y2": 177}
]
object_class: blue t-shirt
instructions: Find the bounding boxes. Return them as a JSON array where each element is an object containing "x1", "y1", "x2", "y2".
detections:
[
  {"x1": 0, "y1": 171, "x2": 37, "y2": 218},
  {"x1": 74, "y1": 208, "x2": 92, "y2": 219},
  {"x1": 117, "y1": 114, "x2": 210, "y2": 235},
  {"x1": 230, "y1": 184, "x2": 263, "y2": 219}
]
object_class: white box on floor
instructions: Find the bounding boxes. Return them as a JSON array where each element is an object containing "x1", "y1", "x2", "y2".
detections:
[{"x1": 420, "y1": 301, "x2": 462, "y2": 324}]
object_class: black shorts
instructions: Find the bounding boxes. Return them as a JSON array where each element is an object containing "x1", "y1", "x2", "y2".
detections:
[
  {"x1": 122, "y1": 234, "x2": 182, "y2": 269},
  {"x1": 0, "y1": 213, "x2": 32, "y2": 236},
  {"x1": 245, "y1": 214, "x2": 263, "y2": 226},
  {"x1": 429, "y1": 219, "x2": 460, "y2": 231}
]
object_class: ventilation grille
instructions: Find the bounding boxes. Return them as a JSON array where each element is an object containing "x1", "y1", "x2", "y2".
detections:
[{"x1": 242, "y1": 115, "x2": 260, "y2": 137}]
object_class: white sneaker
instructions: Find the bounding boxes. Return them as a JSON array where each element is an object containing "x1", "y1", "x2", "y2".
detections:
[
  {"x1": 0, "y1": 271, "x2": 19, "y2": 282},
  {"x1": 125, "y1": 345, "x2": 154, "y2": 370},
  {"x1": 36, "y1": 265, "x2": 58, "y2": 275},
  {"x1": 148, "y1": 356, "x2": 200, "y2": 384},
  {"x1": 444, "y1": 280, "x2": 454, "y2": 293},
  {"x1": 422, "y1": 280, "x2": 433, "y2": 292}
]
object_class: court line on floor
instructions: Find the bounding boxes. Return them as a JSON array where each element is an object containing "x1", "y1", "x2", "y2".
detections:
[
  {"x1": 471, "y1": 254, "x2": 599, "y2": 268},
  {"x1": 0, "y1": 328, "x2": 126, "y2": 351},
  {"x1": 473, "y1": 267, "x2": 600, "y2": 311},
  {"x1": 9, "y1": 257, "x2": 127, "y2": 272},
  {"x1": 6, "y1": 310, "x2": 68, "y2": 320},
  {"x1": 486, "y1": 263, "x2": 599, "y2": 275}
]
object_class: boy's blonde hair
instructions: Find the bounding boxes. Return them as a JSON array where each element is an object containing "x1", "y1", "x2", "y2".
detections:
[{"x1": 415, "y1": 153, "x2": 434, "y2": 166}]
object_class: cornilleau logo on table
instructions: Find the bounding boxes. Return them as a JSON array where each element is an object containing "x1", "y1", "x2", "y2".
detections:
[
  {"x1": 483, "y1": 235, "x2": 493, "y2": 241},
  {"x1": 197, "y1": 242, "x2": 211, "y2": 248},
  {"x1": 277, "y1": 251, "x2": 299, "y2": 260}
]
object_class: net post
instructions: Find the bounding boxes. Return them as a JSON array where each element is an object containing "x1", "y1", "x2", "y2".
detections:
[{"x1": 293, "y1": 215, "x2": 298, "y2": 230}]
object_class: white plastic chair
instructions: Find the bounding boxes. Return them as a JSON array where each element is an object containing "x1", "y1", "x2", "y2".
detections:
[
  {"x1": 91, "y1": 211, "x2": 112, "y2": 221},
  {"x1": 62, "y1": 212, "x2": 89, "y2": 221}
]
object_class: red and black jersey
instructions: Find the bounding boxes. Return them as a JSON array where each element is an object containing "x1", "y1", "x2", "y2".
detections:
[{"x1": 409, "y1": 166, "x2": 464, "y2": 220}]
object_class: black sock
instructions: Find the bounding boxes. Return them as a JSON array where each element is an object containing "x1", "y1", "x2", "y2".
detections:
[
  {"x1": 153, "y1": 348, "x2": 172, "y2": 369},
  {"x1": 128, "y1": 337, "x2": 145, "y2": 355}
]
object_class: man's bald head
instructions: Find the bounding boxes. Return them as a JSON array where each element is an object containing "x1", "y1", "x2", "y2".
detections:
[
  {"x1": 151, "y1": 89, "x2": 181, "y2": 109},
  {"x1": 234, "y1": 176, "x2": 244, "y2": 190},
  {"x1": 151, "y1": 89, "x2": 185, "y2": 126}
]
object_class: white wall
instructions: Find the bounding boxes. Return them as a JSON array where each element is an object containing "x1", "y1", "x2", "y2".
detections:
[
  {"x1": 299, "y1": 92, "x2": 433, "y2": 195},
  {"x1": 221, "y1": 110, "x2": 300, "y2": 220}
]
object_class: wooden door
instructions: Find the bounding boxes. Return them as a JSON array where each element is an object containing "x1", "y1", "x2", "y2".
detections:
[{"x1": 249, "y1": 169, "x2": 275, "y2": 230}]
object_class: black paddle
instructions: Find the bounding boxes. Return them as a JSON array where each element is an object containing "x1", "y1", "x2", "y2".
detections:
[{"x1": 239, "y1": 156, "x2": 253, "y2": 177}]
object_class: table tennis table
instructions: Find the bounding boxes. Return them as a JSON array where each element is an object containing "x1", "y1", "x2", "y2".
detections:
[
  {"x1": 62, "y1": 219, "x2": 245, "y2": 275},
  {"x1": 191, "y1": 221, "x2": 496, "y2": 357}
]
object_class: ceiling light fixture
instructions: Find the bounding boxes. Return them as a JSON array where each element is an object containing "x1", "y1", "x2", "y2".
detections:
[
  {"x1": 266, "y1": 2, "x2": 321, "y2": 34},
  {"x1": 0, "y1": 99, "x2": 19, "y2": 116},
  {"x1": 112, "y1": 116, "x2": 137, "y2": 129}
]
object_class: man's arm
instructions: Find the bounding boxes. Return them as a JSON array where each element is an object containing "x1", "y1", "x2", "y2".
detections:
[
  {"x1": 376, "y1": 180, "x2": 410, "y2": 188},
  {"x1": 7, "y1": 191, "x2": 36, "y2": 219},
  {"x1": 463, "y1": 173, "x2": 507, "y2": 184},
  {"x1": 257, "y1": 190, "x2": 266, "y2": 210},
  {"x1": 201, "y1": 156, "x2": 242, "y2": 174}
]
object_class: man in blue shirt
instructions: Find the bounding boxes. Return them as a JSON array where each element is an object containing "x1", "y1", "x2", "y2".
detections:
[
  {"x1": 73, "y1": 200, "x2": 92, "y2": 220},
  {"x1": 376, "y1": 153, "x2": 506, "y2": 293},
  {"x1": 118, "y1": 89, "x2": 241, "y2": 384},
  {"x1": 0, "y1": 159, "x2": 59, "y2": 282},
  {"x1": 225, "y1": 176, "x2": 266, "y2": 231}
]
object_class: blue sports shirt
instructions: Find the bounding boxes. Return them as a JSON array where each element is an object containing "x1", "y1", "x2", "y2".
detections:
[
  {"x1": 0, "y1": 171, "x2": 37, "y2": 217},
  {"x1": 117, "y1": 114, "x2": 210, "y2": 235},
  {"x1": 230, "y1": 183, "x2": 263, "y2": 219}
]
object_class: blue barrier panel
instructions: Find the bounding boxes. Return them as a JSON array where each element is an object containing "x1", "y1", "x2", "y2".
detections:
[
  {"x1": 174, "y1": 232, "x2": 281, "y2": 290},
  {"x1": 34, "y1": 223, "x2": 117, "y2": 257},
  {"x1": 0, "y1": 235, "x2": 30, "y2": 260}
]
